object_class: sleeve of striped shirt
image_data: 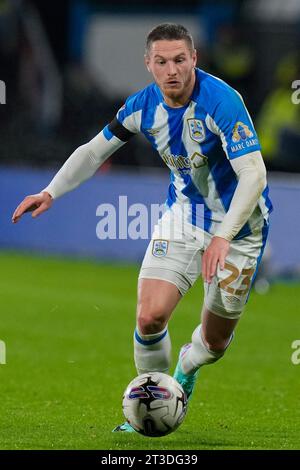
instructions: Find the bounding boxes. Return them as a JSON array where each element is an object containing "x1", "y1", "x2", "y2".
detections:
[
  {"x1": 211, "y1": 89, "x2": 261, "y2": 160},
  {"x1": 42, "y1": 130, "x2": 126, "y2": 199},
  {"x1": 43, "y1": 91, "x2": 145, "y2": 199},
  {"x1": 103, "y1": 92, "x2": 142, "y2": 143}
]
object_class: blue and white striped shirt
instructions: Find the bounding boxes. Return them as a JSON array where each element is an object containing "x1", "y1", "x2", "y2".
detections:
[{"x1": 104, "y1": 68, "x2": 272, "y2": 239}]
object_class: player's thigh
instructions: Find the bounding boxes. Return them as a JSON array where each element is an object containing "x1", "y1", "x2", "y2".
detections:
[
  {"x1": 139, "y1": 209, "x2": 203, "y2": 296},
  {"x1": 137, "y1": 278, "x2": 181, "y2": 331},
  {"x1": 137, "y1": 217, "x2": 202, "y2": 331},
  {"x1": 204, "y1": 228, "x2": 267, "y2": 320},
  {"x1": 139, "y1": 236, "x2": 202, "y2": 298},
  {"x1": 137, "y1": 238, "x2": 199, "y2": 331}
]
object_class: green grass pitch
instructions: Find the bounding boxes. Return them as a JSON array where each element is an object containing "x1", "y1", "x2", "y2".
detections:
[{"x1": 0, "y1": 251, "x2": 299, "y2": 450}]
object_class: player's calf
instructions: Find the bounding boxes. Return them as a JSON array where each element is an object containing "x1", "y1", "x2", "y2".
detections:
[
  {"x1": 174, "y1": 324, "x2": 234, "y2": 400},
  {"x1": 181, "y1": 324, "x2": 233, "y2": 375},
  {"x1": 134, "y1": 278, "x2": 181, "y2": 374}
]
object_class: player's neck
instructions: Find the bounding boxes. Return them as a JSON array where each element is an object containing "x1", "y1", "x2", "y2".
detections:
[{"x1": 163, "y1": 69, "x2": 196, "y2": 108}]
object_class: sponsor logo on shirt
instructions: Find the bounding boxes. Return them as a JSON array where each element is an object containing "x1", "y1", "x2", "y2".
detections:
[
  {"x1": 230, "y1": 121, "x2": 258, "y2": 153},
  {"x1": 187, "y1": 119, "x2": 206, "y2": 143},
  {"x1": 161, "y1": 152, "x2": 208, "y2": 172},
  {"x1": 146, "y1": 128, "x2": 160, "y2": 136},
  {"x1": 232, "y1": 121, "x2": 253, "y2": 142}
]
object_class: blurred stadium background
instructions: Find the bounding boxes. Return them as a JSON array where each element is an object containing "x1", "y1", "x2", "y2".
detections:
[{"x1": 1, "y1": 0, "x2": 300, "y2": 450}]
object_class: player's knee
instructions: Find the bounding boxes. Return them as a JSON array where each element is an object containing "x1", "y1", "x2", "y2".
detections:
[{"x1": 137, "y1": 306, "x2": 168, "y2": 335}]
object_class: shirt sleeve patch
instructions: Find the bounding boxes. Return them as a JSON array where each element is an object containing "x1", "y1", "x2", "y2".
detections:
[{"x1": 229, "y1": 121, "x2": 260, "y2": 156}]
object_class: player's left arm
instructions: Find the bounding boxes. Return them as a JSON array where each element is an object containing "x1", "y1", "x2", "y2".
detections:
[
  {"x1": 203, "y1": 87, "x2": 266, "y2": 283},
  {"x1": 202, "y1": 150, "x2": 266, "y2": 283}
]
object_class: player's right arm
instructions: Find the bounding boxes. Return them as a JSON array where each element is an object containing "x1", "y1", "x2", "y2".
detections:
[
  {"x1": 11, "y1": 130, "x2": 125, "y2": 223},
  {"x1": 12, "y1": 100, "x2": 139, "y2": 224}
]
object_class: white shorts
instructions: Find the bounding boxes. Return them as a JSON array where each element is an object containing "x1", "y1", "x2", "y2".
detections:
[{"x1": 139, "y1": 208, "x2": 269, "y2": 319}]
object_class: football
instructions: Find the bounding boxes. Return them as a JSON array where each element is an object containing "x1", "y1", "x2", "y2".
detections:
[{"x1": 122, "y1": 372, "x2": 187, "y2": 437}]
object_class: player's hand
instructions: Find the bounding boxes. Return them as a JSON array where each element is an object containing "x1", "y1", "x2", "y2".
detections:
[
  {"x1": 12, "y1": 191, "x2": 53, "y2": 224},
  {"x1": 202, "y1": 236, "x2": 230, "y2": 284}
]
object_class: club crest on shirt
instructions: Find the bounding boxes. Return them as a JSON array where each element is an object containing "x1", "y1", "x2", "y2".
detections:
[
  {"x1": 232, "y1": 121, "x2": 253, "y2": 143},
  {"x1": 152, "y1": 240, "x2": 168, "y2": 257},
  {"x1": 187, "y1": 119, "x2": 206, "y2": 143}
]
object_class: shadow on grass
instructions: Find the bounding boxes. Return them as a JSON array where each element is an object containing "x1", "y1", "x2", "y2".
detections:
[{"x1": 110, "y1": 432, "x2": 243, "y2": 450}]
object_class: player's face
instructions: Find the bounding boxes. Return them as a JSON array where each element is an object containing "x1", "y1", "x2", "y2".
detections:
[{"x1": 145, "y1": 39, "x2": 197, "y2": 106}]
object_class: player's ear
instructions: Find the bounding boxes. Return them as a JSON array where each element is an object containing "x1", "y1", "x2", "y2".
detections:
[
  {"x1": 192, "y1": 48, "x2": 197, "y2": 67},
  {"x1": 144, "y1": 54, "x2": 151, "y2": 73}
]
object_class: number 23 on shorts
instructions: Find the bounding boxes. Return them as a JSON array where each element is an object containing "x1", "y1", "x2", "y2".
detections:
[{"x1": 218, "y1": 262, "x2": 256, "y2": 296}]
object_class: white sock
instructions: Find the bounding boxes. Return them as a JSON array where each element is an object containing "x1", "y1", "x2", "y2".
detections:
[
  {"x1": 181, "y1": 324, "x2": 233, "y2": 375},
  {"x1": 134, "y1": 326, "x2": 172, "y2": 375}
]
